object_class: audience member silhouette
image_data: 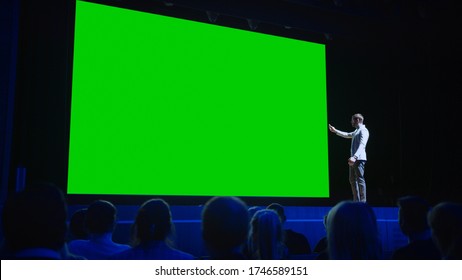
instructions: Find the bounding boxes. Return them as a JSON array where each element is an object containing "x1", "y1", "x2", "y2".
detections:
[
  {"x1": 68, "y1": 208, "x2": 89, "y2": 241},
  {"x1": 243, "y1": 205, "x2": 264, "y2": 257},
  {"x1": 267, "y1": 203, "x2": 312, "y2": 255},
  {"x1": 68, "y1": 200, "x2": 130, "y2": 259},
  {"x1": 392, "y1": 195, "x2": 440, "y2": 259},
  {"x1": 427, "y1": 202, "x2": 462, "y2": 260},
  {"x1": 248, "y1": 206, "x2": 264, "y2": 219},
  {"x1": 201, "y1": 196, "x2": 249, "y2": 259},
  {"x1": 2, "y1": 183, "x2": 69, "y2": 259},
  {"x1": 313, "y1": 215, "x2": 329, "y2": 259},
  {"x1": 248, "y1": 209, "x2": 287, "y2": 259},
  {"x1": 326, "y1": 201, "x2": 382, "y2": 259},
  {"x1": 112, "y1": 198, "x2": 194, "y2": 260}
]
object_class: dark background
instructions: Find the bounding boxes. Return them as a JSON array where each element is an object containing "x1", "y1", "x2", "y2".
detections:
[{"x1": 1, "y1": 0, "x2": 461, "y2": 207}]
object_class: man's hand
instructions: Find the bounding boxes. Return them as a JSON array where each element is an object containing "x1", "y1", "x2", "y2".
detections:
[
  {"x1": 328, "y1": 124, "x2": 337, "y2": 133},
  {"x1": 348, "y1": 157, "x2": 356, "y2": 166}
]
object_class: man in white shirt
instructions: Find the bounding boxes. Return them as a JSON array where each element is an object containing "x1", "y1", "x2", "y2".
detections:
[{"x1": 329, "y1": 113, "x2": 369, "y2": 202}]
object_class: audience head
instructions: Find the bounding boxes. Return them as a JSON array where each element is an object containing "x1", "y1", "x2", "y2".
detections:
[
  {"x1": 2, "y1": 183, "x2": 68, "y2": 253},
  {"x1": 202, "y1": 196, "x2": 249, "y2": 255},
  {"x1": 131, "y1": 198, "x2": 173, "y2": 246},
  {"x1": 427, "y1": 202, "x2": 462, "y2": 259},
  {"x1": 248, "y1": 206, "x2": 264, "y2": 220},
  {"x1": 326, "y1": 201, "x2": 381, "y2": 259},
  {"x1": 69, "y1": 208, "x2": 88, "y2": 240},
  {"x1": 86, "y1": 200, "x2": 117, "y2": 235},
  {"x1": 249, "y1": 209, "x2": 284, "y2": 260},
  {"x1": 267, "y1": 203, "x2": 286, "y2": 223},
  {"x1": 397, "y1": 195, "x2": 431, "y2": 236}
]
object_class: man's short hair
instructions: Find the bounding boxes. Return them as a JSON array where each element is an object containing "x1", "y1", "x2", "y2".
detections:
[
  {"x1": 352, "y1": 113, "x2": 364, "y2": 122},
  {"x1": 202, "y1": 196, "x2": 249, "y2": 251},
  {"x1": 86, "y1": 200, "x2": 117, "y2": 234}
]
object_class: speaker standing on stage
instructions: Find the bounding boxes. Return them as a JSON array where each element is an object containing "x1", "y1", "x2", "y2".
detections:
[{"x1": 329, "y1": 113, "x2": 369, "y2": 202}]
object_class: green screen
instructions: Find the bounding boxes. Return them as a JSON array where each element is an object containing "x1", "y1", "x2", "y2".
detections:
[{"x1": 68, "y1": 0, "x2": 329, "y2": 197}]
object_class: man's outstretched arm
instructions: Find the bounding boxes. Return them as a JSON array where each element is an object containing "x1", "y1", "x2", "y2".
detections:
[{"x1": 328, "y1": 124, "x2": 353, "y2": 139}]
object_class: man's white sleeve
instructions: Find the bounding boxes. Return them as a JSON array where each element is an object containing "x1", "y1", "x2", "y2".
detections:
[{"x1": 335, "y1": 129, "x2": 354, "y2": 139}]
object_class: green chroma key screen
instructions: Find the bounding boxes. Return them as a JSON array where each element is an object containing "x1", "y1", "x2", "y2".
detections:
[{"x1": 68, "y1": 0, "x2": 329, "y2": 197}]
